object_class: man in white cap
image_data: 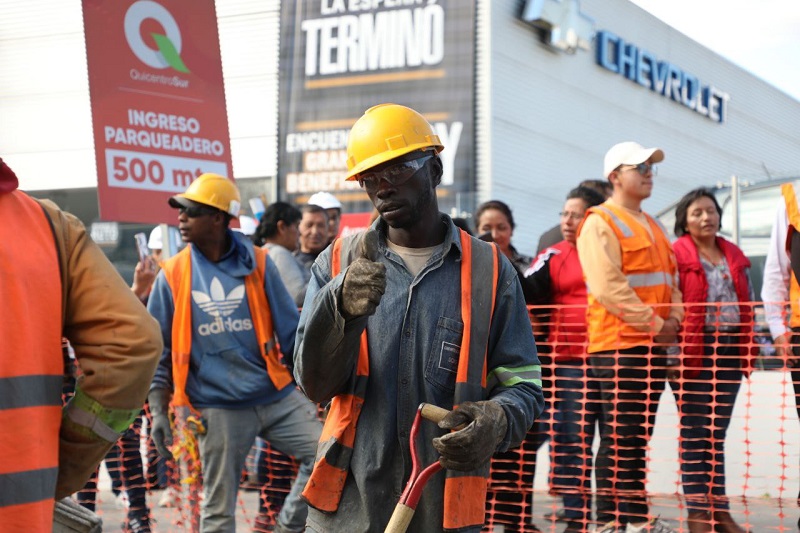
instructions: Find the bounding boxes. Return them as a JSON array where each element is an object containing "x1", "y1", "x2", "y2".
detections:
[
  {"x1": 576, "y1": 142, "x2": 683, "y2": 533},
  {"x1": 308, "y1": 191, "x2": 342, "y2": 245}
]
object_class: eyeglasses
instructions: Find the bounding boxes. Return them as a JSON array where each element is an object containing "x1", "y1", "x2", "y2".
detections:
[
  {"x1": 179, "y1": 205, "x2": 219, "y2": 218},
  {"x1": 619, "y1": 162, "x2": 657, "y2": 175},
  {"x1": 357, "y1": 154, "x2": 433, "y2": 192},
  {"x1": 559, "y1": 211, "x2": 584, "y2": 221}
]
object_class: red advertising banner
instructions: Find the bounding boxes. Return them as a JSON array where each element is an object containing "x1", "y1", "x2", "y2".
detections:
[
  {"x1": 82, "y1": 0, "x2": 232, "y2": 224},
  {"x1": 338, "y1": 212, "x2": 373, "y2": 238}
]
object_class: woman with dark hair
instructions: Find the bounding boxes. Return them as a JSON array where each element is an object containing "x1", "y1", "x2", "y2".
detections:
[
  {"x1": 252, "y1": 201, "x2": 306, "y2": 531},
  {"x1": 671, "y1": 188, "x2": 752, "y2": 533},
  {"x1": 475, "y1": 200, "x2": 532, "y2": 272},
  {"x1": 255, "y1": 202, "x2": 305, "y2": 307},
  {"x1": 520, "y1": 185, "x2": 605, "y2": 532}
]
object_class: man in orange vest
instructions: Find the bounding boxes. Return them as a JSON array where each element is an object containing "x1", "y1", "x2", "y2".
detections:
[
  {"x1": 146, "y1": 174, "x2": 322, "y2": 533},
  {"x1": 294, "y1": 104, "x2": 544, "y2": 532},
  {"x1": 576, "y1": 142, "x2": 683, "y2": 533},
  {"x1": 762, "y1": 182, "x2": 800, "y2": 530},
  {"x1": 0, "y1": 158, "x2": 162, "y2": 530}
]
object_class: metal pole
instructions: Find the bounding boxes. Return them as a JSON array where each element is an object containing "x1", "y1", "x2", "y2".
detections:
[
  {"x1": 160, "y1": 223, "x2": 173, "y2": 260},
  {"x1": 730, "y1": 175, "x2": 740, "y2": 246}
]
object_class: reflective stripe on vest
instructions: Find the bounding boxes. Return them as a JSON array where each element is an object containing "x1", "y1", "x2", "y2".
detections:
[
  {"x1": 162, "y1": 245, "x2": 292, "y2": 409},
  {"x1": 584, "y1": 204, "x2": 676, "y2": 353},
  {"x1": 782, "y1": 183, "x2": 800, "y2": 328},
  {"x1": 302, "y1": 229, "x2": 500, "y2": 531},
  {"x1": 0, "y1": 191, "x2": 62, "y2": 530}
]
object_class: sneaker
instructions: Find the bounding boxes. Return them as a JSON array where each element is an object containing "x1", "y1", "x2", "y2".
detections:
[
  {"x1": 122, "y1": 514, "x2": 152, "y2": 533},
  {"x1": 625, "y1": 517, "x2": 678, "y2": 533},
  {"x1": 544, "y1": 507, "x2": 567, "y2": 522},
  {"x1": 158, "y1": 486, "x2": 179, "y2": 508},
  {"x1": 592, "y1": 521, "x2": 622, "y2": 533},
  {"x1": 115, "y1": 492, "x2": 130, "y2": 509}
]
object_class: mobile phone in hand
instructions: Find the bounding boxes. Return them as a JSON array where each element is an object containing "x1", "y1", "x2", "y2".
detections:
[{"x1": 134, "y1": 232, "x2": 149, "y2": 263}]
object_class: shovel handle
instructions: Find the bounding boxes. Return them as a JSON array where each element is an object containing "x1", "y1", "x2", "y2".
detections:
[
  {"x1": 419, "y1": 403, "x2": 450, "y2": 424},
  {"x1": 384, "y1": 503, "x2": 414, "y2": 533}
]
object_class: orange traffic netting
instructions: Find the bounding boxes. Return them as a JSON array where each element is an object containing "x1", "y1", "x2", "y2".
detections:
[{"x1": 68, "y1": 301, "x2": 800, "y2": 532}]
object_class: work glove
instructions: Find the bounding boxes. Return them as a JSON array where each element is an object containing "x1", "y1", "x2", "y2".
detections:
[
  {"x1": 340, "y1": 229, "x2": 386, "y2": 319},
  {"x1": 432, "y1": 400, "x2": 507, "y2": 471},
  {"x1": 148, "y1": 388, "x2": 174, "y2": 460}
]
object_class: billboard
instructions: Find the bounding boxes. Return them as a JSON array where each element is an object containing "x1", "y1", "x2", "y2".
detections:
[
  {"x1": 278, "y1": 0, "x2": 476, "y2": 212},
  {"x1": 82, "y1": 0, "x2": 233, "y2": 224}
]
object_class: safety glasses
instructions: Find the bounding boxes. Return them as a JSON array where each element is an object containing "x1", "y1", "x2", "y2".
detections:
[
  {"x1": 357, "y1": 154, "x2": 433, "y2": 192},
  {"x1": 178, "y1": 205, "x2": 219, "y2": 218}
]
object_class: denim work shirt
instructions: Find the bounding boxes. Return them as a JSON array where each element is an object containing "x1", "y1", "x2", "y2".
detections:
[{"x1": 294, "y1": 216, "x2": 543, "y2": 532}]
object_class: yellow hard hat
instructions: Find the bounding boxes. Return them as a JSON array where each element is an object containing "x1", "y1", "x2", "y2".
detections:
[
  {"x1": 345, "y1": 103, "x2": 444, "y2": 181},
  {"x1": 169, "y1": 173, "x2": 241, "y2": 217}
]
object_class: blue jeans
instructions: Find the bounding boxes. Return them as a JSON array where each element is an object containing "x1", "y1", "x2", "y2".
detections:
[
  {"x1": 198, "y1": 389, "x2": 322, "y2": 532},
  {"x1": 671, "y1": 335, "x2": 743, "y2": 511},
  {"x1": 551, "y1": 362, "x2": 601, "y2": 521}
]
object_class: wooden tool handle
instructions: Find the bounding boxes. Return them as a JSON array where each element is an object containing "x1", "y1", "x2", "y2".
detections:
[{"x1": 419, "y1": 403, "x2": 450, "y2": 424}]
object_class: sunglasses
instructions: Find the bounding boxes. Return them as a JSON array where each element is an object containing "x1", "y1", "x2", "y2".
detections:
[
  {"x1": 357, "y1": 154, "x2": 433, "y2": 192},
  {"x1": 179, "y1": 205, "x2": 220, "y2": 218},
  {"x1": 619, "y1": 162, "x2": 657, "y2": 175}
]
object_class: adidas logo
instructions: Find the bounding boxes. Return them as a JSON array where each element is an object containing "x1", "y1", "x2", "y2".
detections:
[
  {"x1": 193, "y1": 278, "x2": 245, "y2": 317},
  {"x1": 193, "y1": 277, "x2": 253, "y2": 336}
]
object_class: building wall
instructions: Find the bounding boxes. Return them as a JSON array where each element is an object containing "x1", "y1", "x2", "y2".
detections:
[{"x1": 487, "y1": 0, "x2": 800, "y2": 255}]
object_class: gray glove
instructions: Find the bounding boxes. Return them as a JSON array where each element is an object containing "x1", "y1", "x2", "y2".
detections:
[
  {"x1": 341, "y1": 229, "x2": 386, "y2": 319},
  {"x1": 148, "y1": 388, "x2": 174, "y2": 460},
  {"x1": 432, "y1": 400, "x2": 507, "y2": 471}
]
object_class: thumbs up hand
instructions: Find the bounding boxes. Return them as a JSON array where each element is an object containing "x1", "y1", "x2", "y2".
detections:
[{"x1": 341, "y1": 230, "x2": 386, "y2": 319}]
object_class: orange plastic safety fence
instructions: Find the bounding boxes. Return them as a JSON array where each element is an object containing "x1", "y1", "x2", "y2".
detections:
[{"x1": 62, "y1": 301, "x2": 800, "y2": 532}]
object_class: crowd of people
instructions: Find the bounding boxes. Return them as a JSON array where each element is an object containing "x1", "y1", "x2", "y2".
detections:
[{"x1": 5, "y1": 103, "x2": 800, "y2": 533}]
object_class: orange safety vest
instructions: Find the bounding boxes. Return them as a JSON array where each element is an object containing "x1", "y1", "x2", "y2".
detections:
[
  {"x1": 161, "y1": 245, "x2": 293, "y2": 410},
  {"x1": 581, "y1": 203, "x2": 676, "y2": 353},
  {"x1": 0, "y1": 191, "x2": 63, "y2": 530},
  {"x1": 302, "y1": 229, "x2": 499, "y2": 531},
  {"x1": 781, "y1": 183, "x2": 800, "y2": 328}
]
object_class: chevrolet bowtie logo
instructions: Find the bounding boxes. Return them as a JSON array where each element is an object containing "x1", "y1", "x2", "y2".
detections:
[{"x1": 522, "y1": 0, "x2": 595, "y2": 54}]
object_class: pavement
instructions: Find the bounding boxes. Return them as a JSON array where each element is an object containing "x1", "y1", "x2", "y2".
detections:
[{"x1": 90, "y1": 486, "x2": 796, "y2": 532}]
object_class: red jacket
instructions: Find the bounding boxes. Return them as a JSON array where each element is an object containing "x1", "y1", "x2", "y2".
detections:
[
  {"x1": 672, "y1": 235, "x2": 753, "y2": 374},
  {"x1": 524, "y1": 240, "x2": 587, "y2": 361}
]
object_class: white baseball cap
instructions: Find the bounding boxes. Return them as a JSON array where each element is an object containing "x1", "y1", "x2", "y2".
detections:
[
  {"x1": 308, "y1": 191, "x2": 342, "y2": 210},
  {"x1": 603, "y1": 141, "x2": 664, "y2": 178}
]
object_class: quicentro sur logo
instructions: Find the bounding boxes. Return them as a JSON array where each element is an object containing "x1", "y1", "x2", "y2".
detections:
[{"x1": 124, "y1": 0, "x2": 190, "y2": 73}]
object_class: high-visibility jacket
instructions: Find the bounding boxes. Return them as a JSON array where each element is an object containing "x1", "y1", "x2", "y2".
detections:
[
  {"x1": 161, "y1": 245, "x2": 293, "y2": 411},
  {"x1": 302, "y1": 229, "x2": 499, "y2": 531},
  {"x1": 673, "y1": 234, "x2": 753, "y2": 374},
  {"x1": 781, "y1": 183, "x2": 800, "y2": 328},
  {"x1": 0, "y1": 191, "x2": 63, "y2": 530},
  {"x1": 582, "y1": 204, "x2": 677, "y2": 353}
]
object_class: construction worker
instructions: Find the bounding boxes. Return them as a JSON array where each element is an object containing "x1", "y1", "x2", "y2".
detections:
[
  {"x1": 0, "y1": 158, "x2": 162, "y2": 530},
  {"x1": 294, "y1": 104, "x2": 543, "y2": 532},
  {"x1": 576, "y1": 142, "x2": 683, "y2": 533},
  {"x1": 308, "y1": 191, "x2": 342, "y2": 244},
  {"x1": 762, "y1": 181, "x2": 800, "y2": 531},
  {"x1": 146, "y1": 173, "x2": 322, "y2": 533}
]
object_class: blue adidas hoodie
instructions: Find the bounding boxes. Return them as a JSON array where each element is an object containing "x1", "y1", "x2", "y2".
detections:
[{"x1": 149, "y1": 230, "x2": 299, "y2": 408}]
